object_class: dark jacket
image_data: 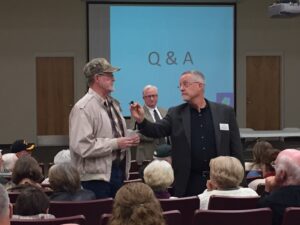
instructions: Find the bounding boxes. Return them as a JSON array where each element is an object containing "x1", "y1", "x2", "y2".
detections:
[
  {"x1": 139, "y1": 100, "x2": 243, "y2": 197},
  {"x1": 258, "y1": 185, "x2": 300, "y2": 225},
  {"x1": 49, "y1": 189, "x2": 96, "y2": 201}
]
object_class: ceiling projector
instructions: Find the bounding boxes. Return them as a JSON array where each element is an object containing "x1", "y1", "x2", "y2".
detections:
[{"x1": 268, "y1": 1, "x2": 300, "y2": 17}]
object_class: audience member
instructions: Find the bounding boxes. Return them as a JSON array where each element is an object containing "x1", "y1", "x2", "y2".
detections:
[
  {"x1": 42, "y1": 149, "x2": 71, "y2": 185},
  {"x1": 109, "y1": 182, "x2": 166, "y2": 225},
  {"x1": 0, "y1": 153, "x2": 18, "y2": 173},
  {"x1": 248, "y1": 148, "x2": 280, "y2": 191},
  {"x1": 143, "y1": 160, "x2": 174, "y2": 199},
  {"x1": 258, "y1": 149, "x2": 300, "y2": 225},
  {"x1": 69, "y1": 58, "x2": 140, "y2": 198},
  {"x1": 8, "y1": 156, "x2": 43, "y2": 192},
  {"x1": 0, "y1": 153, "x2": 18, "y2": 186},
  {"x1": 10, "y1": 139, "x2": 35, "y2": 158},
  {"x1": 246, "y1": 140, "x2": 273, "y2": 178},
  {"x1": 129, "y1": 85, "x2": 168, "y2": 165},
  {"x1": 0, "y1": 184, "x2": 12, "y2": 225},
  {"x1": 130, "y1": 70, "x2": 244, "y2": 196},
  {"x1": 53, "y1": 149, "x2": 71, "y2": 165},
  {"x1": 198, "y1": 156, "x2": 258, "y2": 209},
  {"x1": 48, "y1": 163, "x2": 96, "y2": 201},
  {"x1": 138, "y1": 144, "x2": 172, "y2": 180},
  {"x1": 13, "y1": 186, "x2": 55, "y2": 219}
]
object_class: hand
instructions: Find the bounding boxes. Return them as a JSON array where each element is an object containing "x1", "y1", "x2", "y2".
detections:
[
  {"x1": 117, "y1": 135, "x2": 140, "y2": 149},
  {"x1": 264, "y1": 176, "x2": 278, "y2": 192},
  {"x1": 130, "y1": 102, "x2": 145, "y2": 123}
]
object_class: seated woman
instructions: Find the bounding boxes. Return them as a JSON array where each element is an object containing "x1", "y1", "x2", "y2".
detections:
[
  {"x1": 198, "y1": 156, "x2": 258, "y2": 209},
  {"x1": 0, "y1": 153, "x2": 18, "y2": 187},
  {"x1": 246, "y1": 140, "x2": 273, "y2": 178},
  {"x1": 248, "y1": 148, "x2": 280, "y2": 192},
  {"x1": 8, "y1": 156, "x2": 43, "y2": 192},
  {"x1": 109, "y1": 182, "x2": 166, "y2": 225},
  {"x1": 143, "y1": 160, "x2": 174, "y2": 199},
  {"x1": 48, "y1": 162, "x2": 96, "y2": 201},
  {"x1": 42, "y1": 149, "x2": 71, "y2": 185},
  {"x1": 13, "y1": 185, "x2": 55, "y2": 219}
]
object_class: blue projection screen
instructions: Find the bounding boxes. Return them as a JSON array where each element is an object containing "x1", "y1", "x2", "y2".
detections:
[{"x1": 88, "y1": 3, "x2": 235, "y2": 117}]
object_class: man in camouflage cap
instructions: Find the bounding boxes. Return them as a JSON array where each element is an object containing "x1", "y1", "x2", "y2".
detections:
[{"x1": 69, "y1": 58, "x2": 140, "y2": 198}]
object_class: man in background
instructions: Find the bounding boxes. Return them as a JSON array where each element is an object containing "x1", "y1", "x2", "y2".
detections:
[
  {"x1": 69, "y1": 58, "x2": 140, "y2": 198},
  {"x1": 259, "y1": 149, "x2": 300, "y2": 225},
  {"x1": 10, "y1": 139, "x2": 35, "y2": 158},
  {"x1": 130, "y1": 70, "x2": 243, "y2": 197},
  {"x1": 130, "y1": 85, "x2": 167, "y2": 165}
]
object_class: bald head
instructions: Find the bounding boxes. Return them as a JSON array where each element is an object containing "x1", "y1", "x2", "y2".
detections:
[{"x1": 275, "y1": 149, "x2": 300, "y2": 186}]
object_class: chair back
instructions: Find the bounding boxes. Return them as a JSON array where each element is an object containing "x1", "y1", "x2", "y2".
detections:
[
  {"x1": 163, "y1": 210, "x2": 182, "y2": 225},
  {"x1": 281, "y1": 207, "x2": 300, "y2": 225},
  {"x1": 11, "y1": 214, "x2": 86, "y2": 225},
  {"x1": 159, "y1": 196, "x2": 199, "y2": 225},
  {"x1": 123, "y1": 178, "x2": 143, "y2": 184},
  {"x1": 208, "y1": 195, "x2": 260, "y2": 210},
  {"x1": 128, "y1": 171, "x2": 141, "y2": 180},
  {"x1": 193, "y1": 208, "x2": 272, "y2": 225},
  {"x1": 8, "y1": 192, "x2": 20, "y2": 204},
  {"x1": 129, "y1": 160, "x2": 139, "y2": 172},
  {"x1": 99, "y1": 213, "x2": 111, "y2": 225},
  {"x1": 49, "y1": 198, "x2": 113, "y2": 225},
  {"x1": 100, "y1": 210, "x2": 182, "y2": 225}
]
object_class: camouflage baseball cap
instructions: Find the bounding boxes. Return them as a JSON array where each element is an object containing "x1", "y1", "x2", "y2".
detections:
[{"x1": 83, "y1": 58, "x2": 120, "y2": 78}]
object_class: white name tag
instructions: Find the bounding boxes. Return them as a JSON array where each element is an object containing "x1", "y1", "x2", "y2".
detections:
[{"x1": 219, "y1": 123, "x2": 229, "y2": 131}]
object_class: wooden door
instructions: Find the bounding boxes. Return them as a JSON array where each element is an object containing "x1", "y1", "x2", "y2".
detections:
[
  {"x1": 246, "y1": 56, "x2": 281, "y2": 130},
  {"x1": 36, "y1": 57, "x2": 74, "y2": 135}
]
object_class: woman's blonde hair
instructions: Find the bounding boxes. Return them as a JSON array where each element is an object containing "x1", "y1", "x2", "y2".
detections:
[
  {"x1": 109, "y1": 182, "x2": 166, "y2": 225},
  {"x1": 209, "y1": 156, "x2": 244, "y2": 189}
]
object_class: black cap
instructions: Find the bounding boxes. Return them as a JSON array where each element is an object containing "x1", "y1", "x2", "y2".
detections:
[
  {"x1": 153, "y1": 144, "x2": 172, "y2": 158},
  {"x1": 10, "y1": 139, "x2": 35, "y2": 154}
]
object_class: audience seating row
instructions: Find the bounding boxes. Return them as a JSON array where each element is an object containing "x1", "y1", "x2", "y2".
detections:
[{"x1": 9, "y1": 195, "x2": 300, "y2": 225}]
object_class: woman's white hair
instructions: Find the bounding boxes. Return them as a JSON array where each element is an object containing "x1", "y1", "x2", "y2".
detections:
[
  {"x1": 53, "y1": 149, "x2": 71, "y2": 165},
  {"x1": 143, "y1": 160, "x2": 174, "y2": 191},
  {"x1": 2, "y1": 153, "x2": 18, "y2": 172}
]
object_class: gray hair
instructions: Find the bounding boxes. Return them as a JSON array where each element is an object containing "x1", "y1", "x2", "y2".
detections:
[
  {"x1": 181, "y1": 70, "x2": 205, "y2": 84},
  {"x1": 2, "y1": 153, "x2": 18, "y2": 172},
  {"x1": 143, "y1": 85, "x2": 158, "y2": 96},
  {"x1": 53, "y1": 149, "x2": 71, "y2": 165},
  {"x1": 0, "y1": 184, "x2": 9, "y2": 218},
  {"x1": 49, "y1": 162, "x2": 81, "y2": 193},
  {"x1": 143, "y1": 160, "x2": 174, "y2": 191}
]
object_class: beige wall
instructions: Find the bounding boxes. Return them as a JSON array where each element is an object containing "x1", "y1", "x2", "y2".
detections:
[
  {"x1": 0, "y1": 0, "x2": 86, "y2": 143},
  {"x1": 236, "y1": 0, "x2": 300, "y2": 127},
  {"x1": 0, "y1": 0, "x2": 300, "y2": 144}
]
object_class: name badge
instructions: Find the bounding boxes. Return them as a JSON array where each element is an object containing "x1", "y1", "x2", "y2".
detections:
[{"x1": 219, "y1": 123, "x2": 229, "y2": 131}]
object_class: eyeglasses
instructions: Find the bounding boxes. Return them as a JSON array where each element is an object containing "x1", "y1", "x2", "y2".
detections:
[
  {"x1": 270, "y1": 161, "x2": 277, "y2": 169},
  {"x1": 178, "y1": 81, "x2": 204, "y2": 89},
  {"x1": 144, "y1": 94, "x2": 158, "y2": 99}
]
